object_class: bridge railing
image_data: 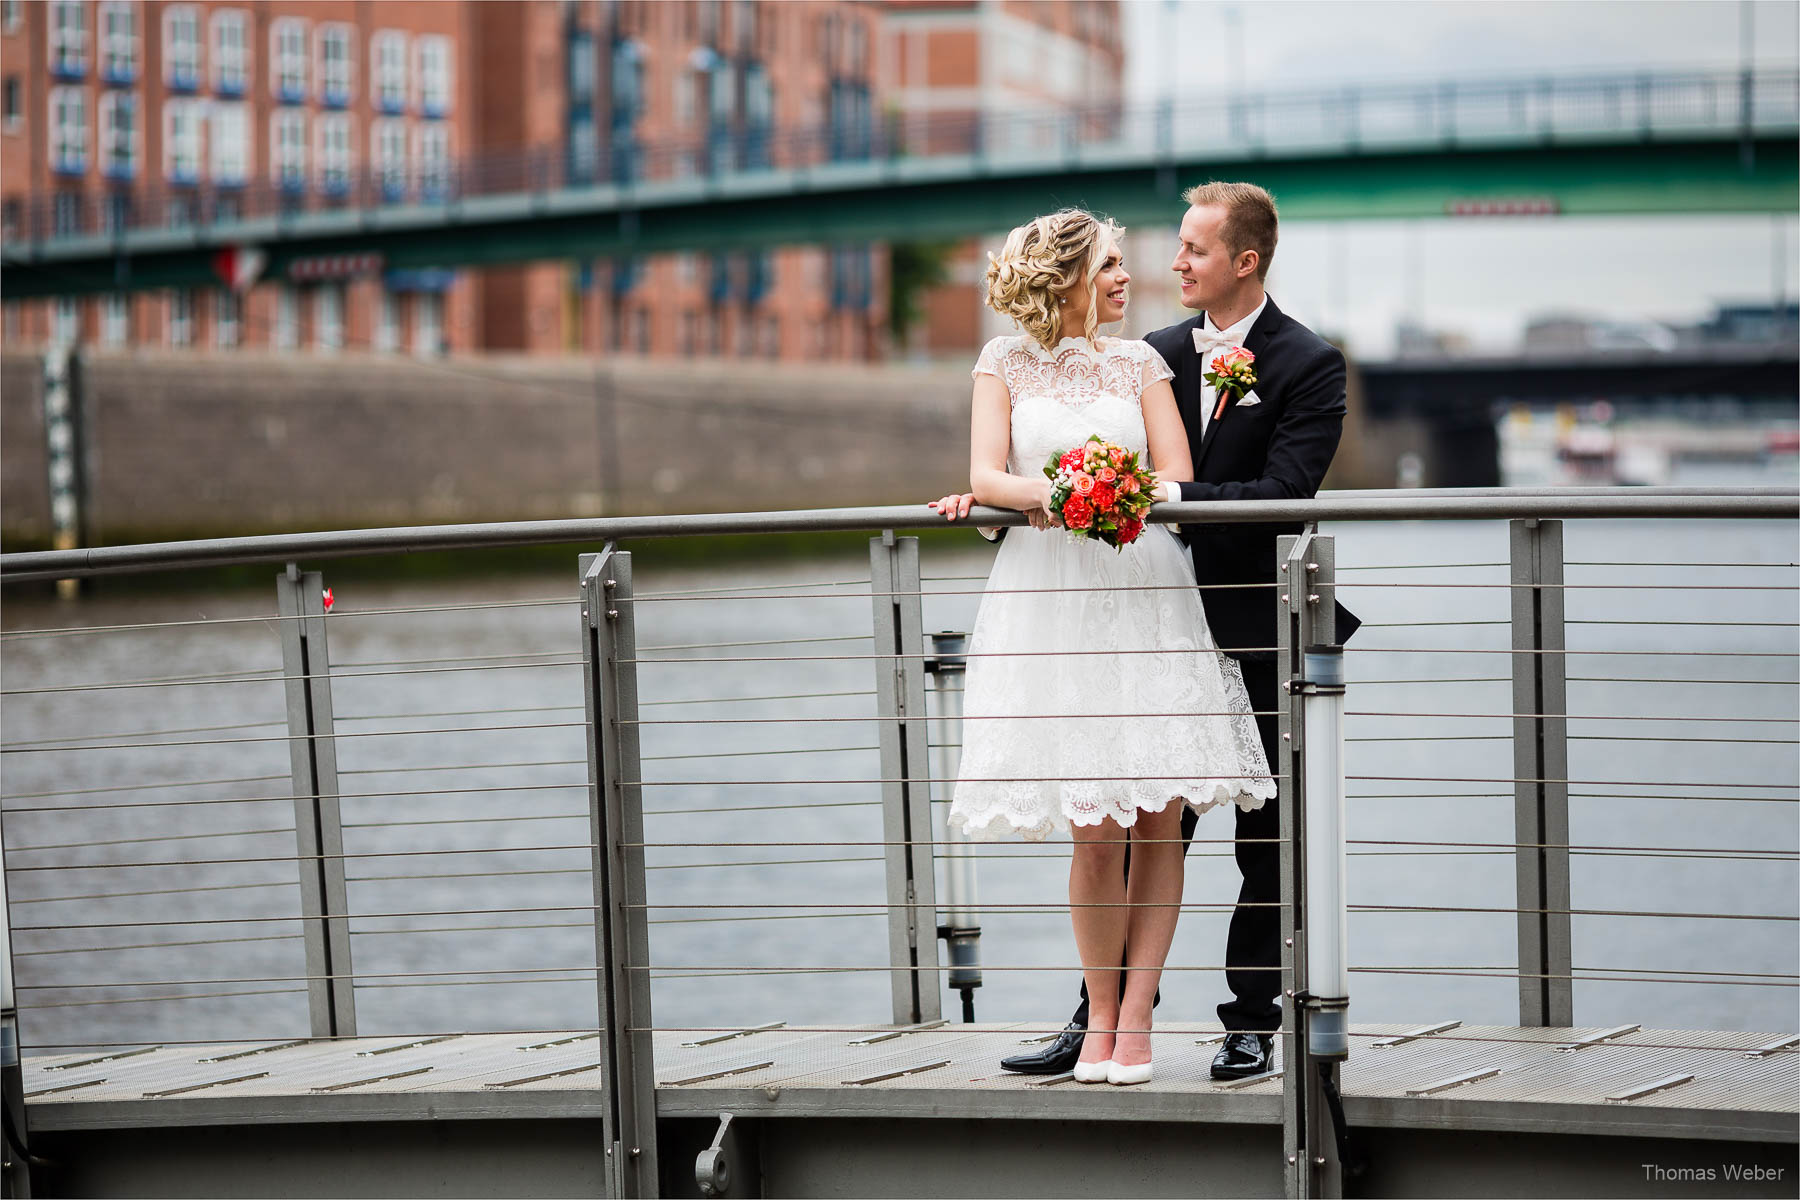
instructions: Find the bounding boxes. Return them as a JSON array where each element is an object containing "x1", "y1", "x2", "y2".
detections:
[
  {"x1": 0, "y1": 490, "x2": 1795, "y2": 1193},
  {"x1": 7, "y1": 66, "x2": 1797, "y2": 253}
]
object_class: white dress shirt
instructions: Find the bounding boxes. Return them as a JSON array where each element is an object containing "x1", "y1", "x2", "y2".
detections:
[{"x1": 1190, "y1": 292, "x2": 1269, "y2": 438}]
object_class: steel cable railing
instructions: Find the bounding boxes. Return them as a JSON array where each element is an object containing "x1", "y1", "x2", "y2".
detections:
[{"x1": 0, "y1": 504, "x2": 1793, "y2": 1127}]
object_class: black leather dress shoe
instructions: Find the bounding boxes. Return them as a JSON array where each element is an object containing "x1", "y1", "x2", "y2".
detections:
[
  {"x1": 1210, "y1": 1032, "x2": 1275, "y2": 1080},
  {"x1": 1000, "y1": 1021, "x2": 1086, "y2": 1074}
]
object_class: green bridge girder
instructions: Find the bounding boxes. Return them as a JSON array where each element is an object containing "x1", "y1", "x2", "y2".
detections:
[{"x1": 2, "y1": 134, "x2": 1794, "y2": 299}]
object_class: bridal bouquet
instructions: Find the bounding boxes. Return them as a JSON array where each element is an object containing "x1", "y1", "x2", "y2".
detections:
[{"x1": 1042, "y1": 435, "x2": 1158, "y2": 549}]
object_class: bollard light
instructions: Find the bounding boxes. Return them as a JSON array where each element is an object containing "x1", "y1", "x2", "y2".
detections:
[
  {"x1": 1302, "y1": 644, "x2": 1350, "y2": 1059},
  {"x1": 926, "y1": 631, "x2": 981, "y2": 1020}
]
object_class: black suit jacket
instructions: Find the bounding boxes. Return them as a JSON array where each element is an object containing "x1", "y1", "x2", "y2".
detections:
[{"x1": 1144, "y1": 297, "x2": 1360, "y2": 660}]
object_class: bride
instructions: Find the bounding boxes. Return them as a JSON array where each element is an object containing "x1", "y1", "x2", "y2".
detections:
[{"x1": 936, "y1": 208, "x2": 1273, "y2": 1085}]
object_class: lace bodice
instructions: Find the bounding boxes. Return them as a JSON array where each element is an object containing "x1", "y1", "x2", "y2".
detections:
[{"x1": 972, "y1": 334, "x2": 1174, "y2": 474}]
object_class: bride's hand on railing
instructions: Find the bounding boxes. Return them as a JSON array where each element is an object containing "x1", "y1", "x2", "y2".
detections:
[{"x1": 928, "y1": 493, "x2": 977, "y2": 522}]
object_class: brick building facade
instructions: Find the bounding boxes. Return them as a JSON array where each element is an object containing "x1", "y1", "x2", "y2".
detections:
[
  {"x1": 882, "y1": 0, "x2": 1124, "y2": 356},
  {"x1": 1, "y1": 0, "x2": 480, "y2": 355},
  {"x1": 2, "y1": 1, "x2": 1117, "y2": 363}
]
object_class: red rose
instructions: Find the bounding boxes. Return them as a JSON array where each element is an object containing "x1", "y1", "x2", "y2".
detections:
[
  {"x1": 1090, "y1": 481, "x2": 1117, "y2": 510},
  {"x1": 1062, "y1": 494, "x2": 1094, "y2": 529},
  {"x1": 1117, "y1": 517, "x2": 1144, "y2": 544},
  {"x1": 1059, "y1": 448, "x2": 1085, "y2": 472}
]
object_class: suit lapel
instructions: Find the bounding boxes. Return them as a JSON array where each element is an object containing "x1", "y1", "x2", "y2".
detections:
[
  {"x1": 1194, "y1": 297, "x2": 1283, "y2": 479},
  {"x1": 1174, "y1": 315, "x2": 1208, "y2": 455}
]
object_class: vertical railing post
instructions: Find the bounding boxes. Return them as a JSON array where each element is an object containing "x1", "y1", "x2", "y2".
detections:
[
  {"x1": 1277, "y1": 528, "x2": 1344, "y2": 1199},
  {"x1": 0, "y1": 817, "x2": 34, "y2": 1198},
  {"x1": 580, "y1": 548, "x2": 658, "y2": 1198},
  {"x1": 1510, "y1": 520, "x2": 1573, "y2": 1028},
  {"x1": 868, "y1": 534, "x2": 943, "y2": 1025},
  {"x1": 275, "y1": 565, "x2": 355, "y2": 1039}
]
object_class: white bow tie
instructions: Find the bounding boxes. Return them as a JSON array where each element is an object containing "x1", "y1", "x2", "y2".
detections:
[{"x1": 1192, "y1": 326, "x2": 1239, "y2": 356}]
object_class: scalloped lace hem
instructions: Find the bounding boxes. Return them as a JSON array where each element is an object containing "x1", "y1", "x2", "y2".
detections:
[{"x1": 948, "y1": 777, "x2": 1274, "y2": 843}]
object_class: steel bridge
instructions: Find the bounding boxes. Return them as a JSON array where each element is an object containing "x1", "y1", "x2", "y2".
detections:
[{"x1": 2, "y1": 68, "x2": 1796, "y2": 299}]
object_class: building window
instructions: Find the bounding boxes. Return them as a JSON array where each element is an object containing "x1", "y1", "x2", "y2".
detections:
[
  {"x1": 372, "y1": 31, "x2": 406, "y2": 113},
  {"x1": 101, "y1": 190, "x2": 131, "y2": 232},
  {"x1": 372, "y1": 118, "x2": 407, "y2": 201},
  {"x1": 213, "y1": 192, "x2": 239, "y2": 223},
  {"x1": 271, "y1": 18, "x2": 307, "y2": 102},
  {"x1": 50, "y1": 0, "x2": 87, "y2": 79},
  {"x1": 98, "y1": 90, "x2": 136, "y2": 180},
  {"x1": 53, "y1": 297, "x2": 80, "y2": 346},
  {"x1": 165, "y1": 193, "x2": 193, "y2": 229},
  {"x1": 417, "y1": 36, "x2": 450, "y2": 116},
  {"x1": 318, "y1": 24, "x2": 352, "y2": 106},
  {"x1": 100, "y1": 1, "x2": 138, "y2": 84},
  {"x1": 275, "y1": 286, "x2": 298, "y2": 348},
  {"x1": 51, "y1": 191, "x2": 80, "y2": 237},
  {"x1": 3, "y1": 76, "x2": 22, "y2": 131},
  {"x1": 163, "y1": 99, "x2": 203, "y2": 183},
  {"x1": 102, "y1": 294, "x2": 129, "y2": 346},
  {"x1": 375, "y1": 290, "x2": 399, "y2": 351},
  {"x1": 2, "y1": 1, "x2": 20, "y2": 34},
  {"x1": 168, "y1": 289, "x2": 193, "y2": 347},
  {"x1": 210, "y1": 101, "x2": 247, "y2": 185},
  {"x1": 416, "y1": 122, "x2": 449, "y2": 201},
  {"x1": 315, "y1": 113, "x2": 350, "y2": 195},
  {"x1": 211, "y1": 10, "x2": 247, "y2": 96},
  {"x1": 50, "y1": 86, "x2": 87, "y2": 175},
  {"x1": 1, "y1": 199, "x2": 19, "y2": 241},
  {"x1": 314, "y1": 284, "x2": 343, "y2": 352},
  {"x1": 214, "y1": 290, "x2": 239, "y2": 347},
  {"x1": 568, "y1": 31, "x2": 595, "y2": 104},
  {"x1": 272, "y1": 108, "x2": 306, "y2": 191},
  {"x1": 163, "y1": 6, "x2": 200, "y2": 91},
  {"x1": 412, "y1": 292, "x2": 442, "y2": 357}
]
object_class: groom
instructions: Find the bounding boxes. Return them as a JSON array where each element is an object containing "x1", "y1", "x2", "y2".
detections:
[{"x1": 933, "y1": 180, "x2": 1359, "y2": 1079}]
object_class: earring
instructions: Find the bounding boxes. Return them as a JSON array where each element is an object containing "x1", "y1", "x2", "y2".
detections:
[{"x1": 1058, "y1": 298, "x2": 1066, "y2": 306}]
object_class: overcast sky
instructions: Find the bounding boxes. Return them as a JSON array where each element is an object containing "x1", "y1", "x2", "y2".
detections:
[{"x1": 1115, "y1": 1, "x2": 1800, "y2": 356}]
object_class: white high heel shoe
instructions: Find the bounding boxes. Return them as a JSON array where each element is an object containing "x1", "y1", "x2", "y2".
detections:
[
  {"x1": 1072, "y1": 1059, "x2": 1114, "y2": 1083},
  {"x1": 1107, "y1": 1059, "x2": 1153, "y2": 1085}
]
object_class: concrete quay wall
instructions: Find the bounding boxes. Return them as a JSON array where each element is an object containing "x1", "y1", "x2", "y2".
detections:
[
  {"x1": 1, "y1": 349, "x2": 1392, "y2": 550},
  {"x1": 0, "y1": 351, "x2": 975, "y2": 548}
]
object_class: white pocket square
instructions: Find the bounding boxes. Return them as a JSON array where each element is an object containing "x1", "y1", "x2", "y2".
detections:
[{"x1": 1237, "y1": 391, "x2": 1263, "y2": 407}]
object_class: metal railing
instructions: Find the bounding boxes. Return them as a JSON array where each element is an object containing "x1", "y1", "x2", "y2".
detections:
[
  {"x1": 6, "y1": 65, "x2": 1796, "y2": 252},
  {"x1": 1, "y1": 487, "x2": 1795, "y2": 1198}
]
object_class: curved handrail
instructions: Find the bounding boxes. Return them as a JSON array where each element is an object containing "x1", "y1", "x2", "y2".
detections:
[{"x1": 2, "y1": 486, "x2": 1794, "y2": 584}]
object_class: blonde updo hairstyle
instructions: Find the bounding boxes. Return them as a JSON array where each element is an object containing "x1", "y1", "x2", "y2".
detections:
[{"x1": 984, "y1": 208, "x2": 1124, "y2": 350}]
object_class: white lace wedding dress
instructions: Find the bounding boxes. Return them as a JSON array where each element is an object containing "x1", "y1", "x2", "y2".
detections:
[{"x1": 947, "y1": 333, "x2": 1275, "y2": 841}]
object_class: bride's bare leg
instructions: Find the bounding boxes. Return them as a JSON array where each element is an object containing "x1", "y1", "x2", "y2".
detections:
[
  {"x1": 1116, "y1": 802, "x2": 1186, "y2": 1066},
  {"x1": 1069, "y1": 817, "x2": 1129, "y2": 1064}
]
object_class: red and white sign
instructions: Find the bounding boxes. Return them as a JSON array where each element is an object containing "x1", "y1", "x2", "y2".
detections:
[
  {"x1": 286, "y1": 253, "x2": 385, "y2": 281},
  {"x1": 1446, "y1": 198, "x2": 1560, "y2": 217},
  {"x1": 211, "y1": 244, "x2": 268, "y2": 292}
]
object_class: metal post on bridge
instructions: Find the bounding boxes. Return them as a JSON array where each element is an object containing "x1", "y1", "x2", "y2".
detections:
[
  {"x1": 1276, "y1": 528, "x2": 1349, "y2": 1199},
  {"x1": 1509, "y1": 519, "x2": 1573, "y2": 1028},
  {"x1": 274, "y1": 565, "x2": 355, "y2": 1039},
  {"x1": 868, "y1": 534, "x2": 943, "y2": 1026},
  {"x1": 580, "y1": 547, "x2": 659, "y2": 1199}
]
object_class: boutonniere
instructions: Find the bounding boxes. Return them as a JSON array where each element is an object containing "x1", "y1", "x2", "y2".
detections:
[{"x1": 1204, "y1": 347, "x2": 1258, "y2": 422}]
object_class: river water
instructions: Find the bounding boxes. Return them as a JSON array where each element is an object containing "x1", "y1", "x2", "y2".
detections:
[{"x1": 1, "y1": 512, "x2": 1795, "y2": 1055}]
